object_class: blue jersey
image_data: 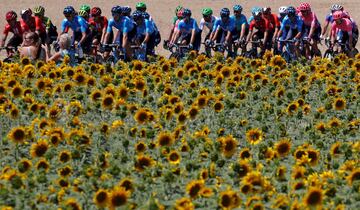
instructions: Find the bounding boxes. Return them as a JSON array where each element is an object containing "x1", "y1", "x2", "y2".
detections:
[
  {"x1": 177, "y1": 18, "x2": 200, "y2": 35},
  {"x1": 136, "y1": 19, "x2": 155, "y2": 35},
  {"x1": 61, "y1": 16, "x2": 88, "y2": 33},
  {"x1": 231, "y1": 14, "x2": 248, "y2": 31},
  {"x1": 213, "y1": 18, "x2": 235, "y2": 32},
  {"x1": 107, "y1": 16, "x2": 134, "y2": 34},
  {"x1": 281, "y1": 15, "x2": 303, "y2": 31},
  {"x1": 325, "y1": 14, "x2": 334, "y2": 23},
  {"x1": 248, "y1": 16, "x2": 254, "y2": 23}
]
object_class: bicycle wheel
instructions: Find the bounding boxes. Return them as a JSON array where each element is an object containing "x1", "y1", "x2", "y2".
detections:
[
  {"x1": 281, "y1": 51, "x2": 291, "y2": 63},
  {"x1": 323, "y1": 50, "x2": 335, "y2": 60},
  {"x1": 347, "y1": 48, "x2": 359, "y2": 58}
]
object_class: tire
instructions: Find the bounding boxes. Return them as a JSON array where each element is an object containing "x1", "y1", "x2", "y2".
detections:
[
  {"x1": 347, "y1": 48, "x2": 359, "y2": 58},
  {"x1": 323, "y1": 50, "x2": 334, "y2": 60},
  {"x1": 281, "y1": 51, "x2": 291, "y2": 63},
  {"x1": 312, "y1": 48, "x2": 322, "y2": 58}
]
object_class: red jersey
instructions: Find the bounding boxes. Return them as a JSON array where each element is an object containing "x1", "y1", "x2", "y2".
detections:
[
  {"x1": 264, "y1": 14, "x2": 280, "y2": 30},
  {"x1": 20, "y1": 16, "x2": 46, "y2": 33},
  {"x1": 249, "y1": 18, "x2": 272, "y2": 32},
  {"x1": 3, "y1": 21, "x2": 23, "y2": 36},
  {"x1": 89, "y1": 16, "x2": 108, "y2": 33}
]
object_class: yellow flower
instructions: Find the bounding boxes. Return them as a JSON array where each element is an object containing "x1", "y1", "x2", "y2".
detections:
[
  {"x1": 274, "y1": 138, "x2": 292, "y2": 157},
  {"x1": 303, "y1": 187, "x2": 323, "y2": 207},
  {"x1": 168, "y1": 150, "x2": 181, "y2": 164},
  {"x1": 246, "y1": 128, "x2": 263, "y2": 145},
  {"x1": 333, "y1": 97, "x2": 346, "y2": 110},
  {"x1": 7, "y1": 126, "x2": 27, "y2": 144},
  {"x1": 186, "y1": 180, "x2": 204, "y2": 199},
  {"x1": 174, "y1": 197, "x2": 194, "y2": 210},
  {"x1": 218, "y1": 135, "x2": 238, "y2": 158},
  {"x1": 219, "y1": 190, "x2": 241, "y2": 209},
  {"x1": 93, "y1": 189, "x2": 109, "y2": 208},
  {"x1": 30, "y1": 139, "x2": 49, "y2": 158},
  {"x1": 108, "y1": 187, "x2": 130, "y2": 209},
  {"x1": 134, "y1": 108, "x2": 149, "y2": 124},
  {"x1": 347, "y1": 168, "x2": 360, "y2": 185},
  {"x1": 135, "y1": 155, "x2": 153, "y2": 172},
  {"x1": 157, "y1": 132, "x2": 174, "y2": 147}
]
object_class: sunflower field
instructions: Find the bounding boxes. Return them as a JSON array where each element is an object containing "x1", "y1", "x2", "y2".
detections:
[{"x1": 0, "y1": 52, "x2": 360, "y2": 210}]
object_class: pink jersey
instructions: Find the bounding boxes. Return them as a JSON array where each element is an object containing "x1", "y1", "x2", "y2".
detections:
[
  {"x1": 299, "y1": 11, "x2": 319, "y2": 27},
  {"x1": 331, "y1": 18, "x2": 353, "y2": 38},
  {"x1": 174, "y1": 19, "x2": 181, "y2": 32}
]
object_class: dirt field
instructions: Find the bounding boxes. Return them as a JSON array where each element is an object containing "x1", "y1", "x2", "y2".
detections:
[{"x1": 1, "y1": 0, "x2": 359, "y2": 56}]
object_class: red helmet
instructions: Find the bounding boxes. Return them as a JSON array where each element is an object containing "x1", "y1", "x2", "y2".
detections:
[
  {"x1": 6, "y1": 11, "x2": 17, "y2": 21},
  {"x1": 299, "y1": 2, "x2": 311, "y2": 11},
  {"x1": 90, "y1": 7, "x2": 102, "y2": 16},
  {"x1": 333, "y1": 11, "x2": 344, "y2": 20}
]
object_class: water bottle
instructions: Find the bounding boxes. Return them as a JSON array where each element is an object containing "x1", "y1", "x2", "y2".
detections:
[{"x1": 78, "y1": 46, "x2": 84, "y2": 59}]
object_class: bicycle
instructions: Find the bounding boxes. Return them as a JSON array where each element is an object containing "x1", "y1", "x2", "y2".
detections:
[
  {"x1": 278, "y1": 39, "x2": 298, "y2": 63},
  {"x1": 300, "y1": 37, "x2": 321, "y2": 59},
  {"x1": 323, "y1": 38, "x2": 359, "y2": 59},
  {"x1": 243, "y1": 39, "x2": 263, "y2": 59},
  {"x1": 167, "y1": 43, "x2": 190, "y2": 61}
]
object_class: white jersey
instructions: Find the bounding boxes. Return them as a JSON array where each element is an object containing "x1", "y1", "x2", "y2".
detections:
[{"x1": 199, "y1": 16, "x2": 218, "y2": 31}]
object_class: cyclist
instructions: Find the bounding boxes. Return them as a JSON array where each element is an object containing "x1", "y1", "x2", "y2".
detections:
[
  {"x1": 1, "y1": 11, "x2": 23, "y2": 56},
  {"x1": 135, "y1": 2, "x2": 153, "y2": 21},
  {"x1": 170, "y1": 9, "x2": 201, "y2": 52},
  {"x1": 80, "y1": 5, "x2": 91, "y2": 16},
  {"x1": 132, "y1": 11, "x2": 156, "y2": 59},
  {"x1": 263, "y1": 7, "x2": 280, "y2": 44},
  {"x1": 103, "y1": 6, "x2": 136, "y2": 61},
  {"x1": 330, "y1": 11, "x2": 356, "y2": 51},
  {"x1": 276, "y1": 6, "x2": 303, "y2": 55},
  {"x1": 142, "y1": 12, "x2": 161, "y2": 47},
  {"x1": 199, "y1": 8, "x2": 217, "y2": 41},
  {"x1": 278, "y1": 6, "x2": 288, "y2": 23},
  {"x1": 20, "y1": 8, "x2": 47, "y2": 44},
  {"x1": 33, "y1": 6, "x2": 58, "y2": 45},
  {"x1": 166, "y1": 6, "x2": 183, "y2": 45},
  {"x1": 298, "y1": 2, "x2": 322, "y2": 58},
  {"x1": 89, "y1": 7, "x2": 108, "y2": 45},
  {"x1": 208, "y1": 8, "x2": 235, "y2": 53},
  {"x1": 60, "y1": 6, "x2": 92, "y2": 54},
  {"x1": 246, "y1": 7, "x2": 273, "y2": 53},
  {"x1": 231, "y1": 5, "x2": 248, "y2": 44},
  {"x1": 122, "y1": 6, "x2": 132, "y2": 18}
]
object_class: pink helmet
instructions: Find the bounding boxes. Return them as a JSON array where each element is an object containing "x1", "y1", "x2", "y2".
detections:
[
  {"x1": 333, "y1": 11, "x2": 344, "y2": 20},
  {"x1": 299, "y1": 2, "x2": 311, "y2": 11}
]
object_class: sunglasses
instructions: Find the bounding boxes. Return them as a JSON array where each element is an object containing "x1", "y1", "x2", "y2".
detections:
[{"x1": 65, "y1": 15, "x2": 72, "y2": 18}]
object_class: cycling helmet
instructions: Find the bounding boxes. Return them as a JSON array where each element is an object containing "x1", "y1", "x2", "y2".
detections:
[
  {"x1": 142, "y1": 12, "x2": 150, "y2": 20},
  {"x1": 263, "y1": 7, "x2": 271, "y2": 14},
  {"x1": 279, "y1": 6, "x2": 288, "y2": 15},
  {"x1": 333, "y1": 11, "x2": 344, "y2": 20},
  {"x1": 78, "y1": 10, "x2": 88, "y2": 18},
  {"x1": 299, "y1": 2, "x2": 311, "y2": 11},
  {"x1": 6, "y1": 11, "x2": 17, "y2": 21},
  {"x1": 90, "y1": 7, "x2": 102, "y2": 16},
  {"x1": 33, "y1": 6, "x2": 45, "y2": 16},
  {"x1": 251, "y1": 7, "x2": 262, "y2": 16},
  {"x1": 136, "y1": 2, "x2": 146, "y2": 10},
  {"x1": 63, "y1": 6, "x2": 75, "y2": 15},
  {"x1": 233, "y1": 5, "x2": 243, "y2": 12},
  {"x1": 21, "y1": 8, "x2": 32, "y2": 17},
  {"x1": 122, "y1": 6, "x2": 132, "y2": 15},
  {"x1": 111, "y1": 6, "x2": 122, "y2": 15},
  {"x1": 177, "y1": 9, "x2": 184, "y2": 18},
  {"x1": 175, "y1": 5, "x2": 183, "y2": 15},
  {"x1": 330, "y1": 4, "x2": 343, "y2": 12},
  {"x1": 286, "y1": 6, "x2": 296, "y2": 16},
  {"x1": 202, "y1": 8, "x2": 213, "y2": 16},
  {"x1": 80, "y1": 4, "x2": 91, "y2": 13},
  {"x1": 183, "y1": 8, "x2": 191, "y2": 17},
  {"x1": 220, "y1": 8, "x2": 230, "y2": 18},
  {"x1": 132, "y1": 10, "x2": 143, "y2": 21}
]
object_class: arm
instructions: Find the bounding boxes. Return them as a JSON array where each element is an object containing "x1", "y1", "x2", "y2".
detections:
[
  {"x1": 240, "y1": 24, "x2": 246, "y2": 40},
  {"x1": 321, "y1": 20, "x2": 330, "y2": 37},
  {"x1": 1, "y1": 34, "x2": 8, "y2": 47},
  {"x1": 190, "y1": 29, "x2": 196, "y2": 45}
]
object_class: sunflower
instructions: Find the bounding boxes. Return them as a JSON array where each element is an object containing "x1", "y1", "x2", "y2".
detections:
[
  {"x1": 36, "y1": 158, "x2": 50, "y2": 172},
  {"x1": 274, "y1": 138, "x2": 292, "y2": 157},
  {"x1": 48, "y1": 106, "x2": 61, "y2": 120},
  {"x1": 157, "y1": 132, "x2": 174, "y2": 147},
  {"x1": 119, "y1": 178, "x2": 134, "y2": 192},
  {"x1": 219, "y1": 190, "x2": 240, "y2": 209},
  {"x1": 213, "y1": 100, "x2": 224, "y2": 113},
  {"x1": 135, "y1": 141, "x2": 146, "y2": 153},
  {"x1": 93, "y1": 189, "x2": 109, "y2": 208},
  {"x1": 246, "y1": 128, "x2": 263, "y2": 145},
  {"x1": 186, "y1": 180, "x2": 204, "y2": 199},
  {"x1": 178, "y1": 112, "x2": 187, "y2": 124},
  {"x1": 219, "y1": 135, "x2": 238, "y2": 158},
  {"x1": 287, "y1": 102, "x2": 299, "y2": 114},
  {"x1": 291, "y1": 166, "x2": 306, "y2": 180},
  {"x1": 330, "y1": 142, "x2": 342, "y2": 157},
  {"x1": 135, "y1": 155, "x2": 153, "y2": 171},
  {"x1": 315, "y1": 121, "x2": 326, "y2": 133},
  {"x1": 174, "y1": 197, "x2": 194, "y2": 210},
  {"x1": 67, "y1": 101, "x2": 82, "y2": 116},
  {"x1": 30, "y1": 139, "x2": 49, "y2": 158},
  {"x1": 333, "y1": 97, "x2": 346, "y2": 110},
  {"x1": 73, "y1": 72, "x2": 87, "y2": 85},
  {"x1": 90, "y1": 89, "x2": 102, "y2": 102},
  {"x1": 134, "y1": 108, "x2": 148, "y2": 124},
  {"x1": 168, "y1": 150, "x2": 181, "y2": 164},
  {"x1": 18, "y1": 159, "x2": 32, "y2": 173},
  {"x1": 58, "y1": 178, "x2": 70, "y2": 188},
  {"x1": 239, "y1": 148, "x2": 251, "y2": 159},
  {"x1": 234, "y1": 160, "x2": 251, "y2": 178},
  {"x1": 118, "y1": 86, "x2": 129, "y2": 99},
  {"x1": 64, "y1": 198, "x2": 81, "y2": 210},
  {"x1": 188, "y1": 106, "x2": 199, "y2": 119},
  {"x1": 108, "y1": 187, "x2": 130, "y2": 209},
  {"x1": 347, "y1": 168, "x2": 360, "y2": 185},
  {"x1": 102, "y1": 95, "x2": 114, "y2": 110},
  {"x1": 134, "y1": 78, "x2": 146, "y2": 91},
  {"x1": 21, "y1": 57, "x2": 30, "y2": 65},
  {"x1": 307, "y1": 148, "x2": 320, "y2": 166},
  {"x1": 240, "y1": 183, "x2": 252, "y2": 195},
  {"x1": 7, "y1": 126, "x2": 26, "y2": 144},
  {"x1": 9, "y1": 107, "x2": 19, "y2": 119},
  {"x1": 304, "y1": 187, "x2": 323, "y2": 207},
  {"x1": 196, "y1": 95, "x2": 208, "y2": 108},
  {"x1": 328, "y1": 117, "x2": 341, "y2": 128},
  {"x1": 58, "y1": 165, "x2": 72, "y2": 177},
  {"x1": 11, "y1": 85, "x2": 23, "y2": 98},
  {"x1": 59, "y1": 150, "x2": 71, "y2": 163}
]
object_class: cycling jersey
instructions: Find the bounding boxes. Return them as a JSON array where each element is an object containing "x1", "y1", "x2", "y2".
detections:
[
  {"x1": 89, "y1": 16, "x2": 108, "y2": 33},
  {"x1": 136, "y1": 19, "x2": 155, "y2": 35},
  {"x1": 264, "y1": 14, "x2": 280, "y2": 29},
  {"x1": 172, "y1": 16, "x2": 179, "y2": 25},
  {"x1": 107, "y1": 16, "x2": 134, "y2": 34},
  {"x1": 249, "y1": 18, "x2": 272, "y2": 32},
  {"x1": 212, "y1": 18, "x2": 235, "y2": 32},
  {"x1": 20, "y1": 16, "x2": 46, "y2": 33},
  {"x1": 230, "y1": 14, "x2": 248, "y2": 31},
  {"x1": 281, "y1": 16, "x2": 304, "y2": 31},
  {"x1": 331, "y1": 18, "x2": 353, "y2": 35},
  {"x1": 3, "y1": 22, "x2": 23, "y2": 37},
  {"x1": 298, "y1": 11, "x2": 320, "y2": 27},
  {"x1": 177, "y1": 18, "x2": 200, "y2": 36},
  {"x1": 278, "y1": 15, "x2": 286, "y2": 23},
  {"x1": 199, "y1": 16, "x2": 217, "y2": 31},
  {"x1": 61, "y1": 16, "x2": 88, "y2": 33}
]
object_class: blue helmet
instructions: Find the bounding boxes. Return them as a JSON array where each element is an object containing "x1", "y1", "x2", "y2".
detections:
[
  {"x1": 142, "y1": 12, "x2": 150, "y2": 20},
  {"x1": 220, "y1": 8, "x2": 230, "y2": 17},
  {"x1": 286, "y1": 6, "x2": 296, "y2": 16},
  {"x1": 183, "y1": 8, "x2": 191, "y2": 17},
  {"x1": 132, "y1": 10, "x2": 143, "y2": 20},
  {"x1": 233, "y1": 5, "x2": 243, "y2": 12},
  {"x1": 63, "y1": 6, "x2": 75, "y2": 15},
  {"x1": 122, "y1": 6, "x2": 132, "y2": 14},
  {"x1": 111, "y1": 6, "x2": 122, "y2": 14},
  {"x1": 251, "y1": 7, "x2": 262, "y2": 16}
]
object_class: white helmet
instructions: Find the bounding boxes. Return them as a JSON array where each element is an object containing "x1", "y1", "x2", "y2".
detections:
[{"x1": 279, "y1": 6, "x2": 288, "y2": 15}]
